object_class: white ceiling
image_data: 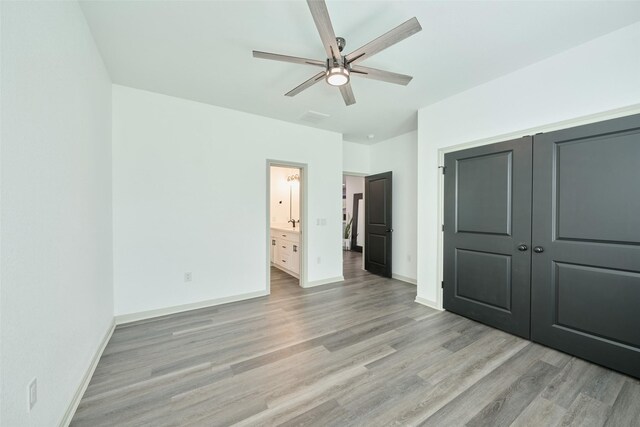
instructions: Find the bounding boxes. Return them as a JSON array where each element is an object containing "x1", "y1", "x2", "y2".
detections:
[{"x1": 80, "y1": 0, "x2": 640, "y2": 144}]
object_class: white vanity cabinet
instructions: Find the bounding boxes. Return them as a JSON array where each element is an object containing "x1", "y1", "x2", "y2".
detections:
[{"x1": 270, "y1": 228, "x2": 300, "y2": 278}]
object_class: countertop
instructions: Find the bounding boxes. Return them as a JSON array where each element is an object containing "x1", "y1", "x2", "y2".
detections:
[{"x1": 270, "y1": 225, "x2": 301, "y2": 234}]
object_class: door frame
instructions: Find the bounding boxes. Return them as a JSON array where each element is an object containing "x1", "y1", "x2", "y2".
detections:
[
  {"x1": 433, "y1": 104, "x2": 640, "y2": 311},
  {"x1": 266, "y1": 160, "x2": 308, "y2": 292}
]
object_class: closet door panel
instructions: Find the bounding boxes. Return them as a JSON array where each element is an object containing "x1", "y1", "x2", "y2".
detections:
[
  {"x1": 443, "y1": 136, "x2": 533, "y2": 339},
  {"x1": 531, "y1": 114, "x2": 640, "y2": 379}
]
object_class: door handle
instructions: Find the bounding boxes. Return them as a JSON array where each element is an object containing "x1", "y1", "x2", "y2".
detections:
[
  {"x1": 517, "y1": 244, "x2": 528, "y2": 252},
  {"x1": 534, "y1": 246, "x2": 544, "y2": 253},
  {"x1": 386, "y1": 229, "x2": 393, "y2": 232}
]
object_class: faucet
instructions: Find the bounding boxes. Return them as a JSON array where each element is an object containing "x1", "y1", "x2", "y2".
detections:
[{"x1": 288, "y1": 219, "x2": 299, "y2": 228}]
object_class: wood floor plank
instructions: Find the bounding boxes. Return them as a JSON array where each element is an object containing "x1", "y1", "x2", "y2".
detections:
[
  {"x1": 539, "y1": 347, "x2": 573, "y2": 369},
  {"x1": 440, "y1": 322, "x2": 491, "y2": 352},
  {"x1": 419, "y1": 343, "x2": 555, "y2": 427},
  {"x1": 541, "y1": 357, "x2": 601, "y2": 409},
  {"x1": 604, "y1": 380, "x2": 640, "y2": 427},
  {"x1": 580, "y1": 364, "x2": 627, "y2": 406},
  {"x1": 276, "y1": 399, "x2": 347, "y2": 427},
  {"x1": 465, "y1": 360, "x2": 559, "y2": 427},
  {"x1": 417, "y1": 328, "x2": 526, "y2": 384},
  {"x1": 381, "y1": 333, "x2": 530, "y2": 425},
  {"x1": 339, "y1": 374, "x2": 430, "y2": 426},
  {"x1": 232, "y1": 366, "x2": 369, "y2": 427},
  {"x1": 559, "y1": 393, "x2": 612, "y2": 427},
  {"x1": 510, "y1": 396, "x2": 566, "y2": 427},
  {"x1": 70, "y1": 252, "x2": 639, "y2": 426}
]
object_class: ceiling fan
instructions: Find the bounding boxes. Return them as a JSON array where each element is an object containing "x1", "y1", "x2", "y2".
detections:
[{"x1": 253, "y1": 0, "x2": 422, "y2": 106}]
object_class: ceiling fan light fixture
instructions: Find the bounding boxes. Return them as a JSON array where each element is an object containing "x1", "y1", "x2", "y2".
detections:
[{"x1": 326, "y1": 66, "x2": 349, "y2": 86}]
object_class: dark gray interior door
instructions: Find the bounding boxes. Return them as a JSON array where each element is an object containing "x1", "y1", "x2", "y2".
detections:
[
  {"x1": 443, "y1": 137, "x2": 533, "y2": 338},
  {"x1": 531, "y1": 114, "x2": 640, "y2": 378},
  {"x1": 365, "y1": 172, "x2": 392, "y2": 277}
]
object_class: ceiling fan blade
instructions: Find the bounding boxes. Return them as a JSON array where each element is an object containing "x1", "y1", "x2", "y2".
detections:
[
  {"x1": 307, "y1": 0, "x2": 342, "y2": 60},
  {"x1": 340, "y1": 83, "x2": 356, "y2": 106},
  {"x1": 285, "y1": 71, "x2": 326, "y2": 97},
  {"x1": 351, "y1": 65, "x2": 413, "y2": 86},
  {"x1": 346, "y1": 17, "x2": 422, "y2": 64},
  {"x1": 253, "y1": 51, "x2": 325, "y2": 68}
]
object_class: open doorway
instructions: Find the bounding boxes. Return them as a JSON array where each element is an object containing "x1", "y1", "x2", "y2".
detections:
[
  {"x1": 343, "y1": 174, "x2": 365, "y2": 274},
  {"x1": 268, "y1": 164, "x2": 303, "y2": 293}
]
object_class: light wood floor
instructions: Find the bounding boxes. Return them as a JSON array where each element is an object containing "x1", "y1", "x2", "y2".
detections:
[{"x1": 72, "y1": 251, "x2": 640, "y2": 426}]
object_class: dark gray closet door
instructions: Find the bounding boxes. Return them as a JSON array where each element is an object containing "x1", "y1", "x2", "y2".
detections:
[
  {"x1": 365, "y1": 171, "x2": 392, "y2": 277},
  {"x1": 531, "y1": 114, "x2": 640, "y2": 378},
  {"x1": 444, "y1": 137, "x2": 533, "y2": 338}
]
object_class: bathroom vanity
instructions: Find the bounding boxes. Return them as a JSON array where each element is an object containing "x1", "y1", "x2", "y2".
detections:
[{"x1": 270, "y1": 226, "x2": 300, "y2": 278}]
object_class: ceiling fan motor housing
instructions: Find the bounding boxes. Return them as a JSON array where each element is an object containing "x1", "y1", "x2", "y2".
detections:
[
  {"x1": 326, "y1": 56, "x2": 349, "y2": 70},
  {"x1": 325, "y1": 56, "x2": 350, "y2": 86}
]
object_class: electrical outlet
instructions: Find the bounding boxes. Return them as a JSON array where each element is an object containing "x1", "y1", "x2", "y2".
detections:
[
  {"x1": 28, "y1": 378, "x2": 37, "y2": 411},
  {"x1": 317, "y1": 256, "x2": 321, "y2": 264},
  {"x1": 407, "y1": 255, "x2": 412, "y2": 262},
  {"x1": 184, "y1": 272, "x2": 192, "y2": 282}
]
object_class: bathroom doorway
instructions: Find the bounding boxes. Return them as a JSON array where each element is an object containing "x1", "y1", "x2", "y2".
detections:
[{"x1": 267, "y1": 162, "x2": 306, "y2": 293}]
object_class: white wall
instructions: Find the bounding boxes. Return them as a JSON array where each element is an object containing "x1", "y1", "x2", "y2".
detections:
[
  {"x1": 1, "y1": 2, "x2": 113, "y2": 425},
  {"x1": 417, "y1": 22, "x2": 640, "y2": 306},
  {"x1": 342, "y1": 140, "x2": 370, "y2": 175},
  {"x1": 370, "y1": 131, "x2": 418, "y2": 283},
  {"x1": 270, "y1": 166, "x2": 300, "y2": 227},
  {"x1": 112, "y1": 85, "x2": 343, "y2": 316}
]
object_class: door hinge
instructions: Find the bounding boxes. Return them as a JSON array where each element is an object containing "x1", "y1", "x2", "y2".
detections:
[
  {"x1": 441, "y1": 281, "x2": 444, "y2": 289},
  {"x1": 438, "y1": 166, "x2": 446, "y2": 175},
  {"x1": 441, "y1": 224, "x2": 444, "y2": 231}
]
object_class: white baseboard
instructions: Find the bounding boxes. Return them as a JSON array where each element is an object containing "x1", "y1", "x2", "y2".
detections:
[
  {"x1": 415, "y1": 296, "x2": 443, "y2": 311},
  {"x1": 59, "y1": 320, "x2": 115, "y2": 427},
  {"x1": 115, "y1": 290, "x2": 269, "y2": 325},
  {"x1": 392, "y1": 274, "x2": 417, "y2": 285},
  {"x1": 303, "y1": 276, "x2": 344, "y2": 288}
]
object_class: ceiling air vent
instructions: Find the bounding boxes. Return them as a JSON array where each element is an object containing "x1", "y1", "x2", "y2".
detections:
[{"x1": 299, "y1": 110, "x2": 330, "y2": 124}]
